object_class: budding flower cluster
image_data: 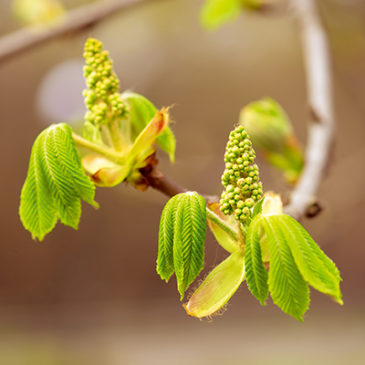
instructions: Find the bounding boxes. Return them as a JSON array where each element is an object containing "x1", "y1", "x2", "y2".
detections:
[
  {"x1": 220, "y1": 126, "x2": 263, "y2": 224},
  {"x1": 83, "y1": 38, "x2": 126, "y2": 126}
]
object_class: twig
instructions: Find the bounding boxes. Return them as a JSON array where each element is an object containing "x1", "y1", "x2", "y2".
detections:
[
  {"x1": 4, "y1": 0, "x2": 334, "y2": 222},
  {"x1": 0, "y1": 0, "x2": 156, "y2": 64},
  {"x1": 144, "y1": 0, "x2": 335, "y2": 221},
  {"x1": 141, "y1": 166, "x2": 238, "y2": 242},
  {"x1": 284, "y1": 0, "x2": 335, "y2": 220},
  {"x1": 142, "y1": 165, "x2": 188, "y2": 198}
]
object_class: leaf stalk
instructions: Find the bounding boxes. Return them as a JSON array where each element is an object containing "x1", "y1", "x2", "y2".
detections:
[
  {"x1": 206, "y1": 207, "x2": 239, "y2": 244},
  {"x1": 72, "y1": 132, "x2": 125, "y2": 164}
]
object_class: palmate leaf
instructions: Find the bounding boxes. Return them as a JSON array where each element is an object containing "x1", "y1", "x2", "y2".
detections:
[
  {"x1": 275, "y1": 214, "x2": 343, "y2": 304},
  {"x1": 173, "y1": 192, "x2": 207, "y2": 300},
  {"x1": 156, "y1": 192, "x2": 207, "y2": 299},
  {"x1": 19, "y1": 123, "x2": 98, "y2": 241},
  {"x1": 245, "y1": 215, "x2": 268, "y2": 305},
  {"x1": 156, "y1": 194, "x2": 183, "y2": 282},
  {"x1": 262, "y1": 216, "x2": 310, "y2": 321}
]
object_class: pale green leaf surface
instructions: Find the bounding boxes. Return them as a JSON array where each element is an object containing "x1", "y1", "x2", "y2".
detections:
[
  {"x1": 19, "y1": 123, "x2": 97, "y2": 241},
  {"x1": 83, "y1": 120, "x2": 103, "y2": 145},
  {"x1": 207, "y1": 203, "x2": 240, "y2": 254},
  {"x1": 121, "y1": 91, "x2": 176, "y2": 162},
  {"x1": 276, "y1": 214, "x2": 342, "y2": 304},
  {"x1": 245, "y1": 215, "x2": 268, "y2": 305},
  {"x1": 128, "y1": 110, "x2": 169, "y2": 167},
  {"x1": 121, "y1": 91, "x2": 157, "y2": 140},
  {"x1": 82, "y1": 154, "x2": 129, "y2": 187},
  {"x1": 185, "y1": 251, "x2": 245, "y2": 318},
  {"x1": 157, "y1": 126, "x2": 176, "y2": 163},
  {"x1": 157, "y1": 194, "x2": 183, "y2": 282},
  {"x1": 173, "y1": 192, "x2": 207, "y2": 300},
  {"x1": 40, "y1": 131, "x2": 81, "y2": 228},
  {"x1": 263, "y1": 217, "x2": 310, "y2": 321},
  {"x1": 19, "y1": 139, "x2": 58, "y2": 241},
  {"x1": 252, "y1": 197, "x2": 264, "y2": 218}
]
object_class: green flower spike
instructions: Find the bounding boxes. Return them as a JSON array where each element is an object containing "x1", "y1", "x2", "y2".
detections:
[
  {"x1": 19, "y1": 38, "x2": 174, "y2": 241},
  {"x1": 79, "y1": 38, "x2": 174, "y2": 190},
  {"x1": 82, "y1": 38, "x2": 128, "y2": 151},
  {"x1": 220, "y1": 125, "x2": 263, "y2": 224},
  {"x1": 82, "y1": 108, "x2": 171, "y2": 188}
]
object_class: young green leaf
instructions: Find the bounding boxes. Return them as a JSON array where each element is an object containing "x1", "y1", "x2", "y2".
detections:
[
  {"x1": 184, "y1": 251, "x2": 245, "y2": 318},
  {"x1": 173, "y1": 192, "x2": 207, "y2": 300},
  {"x1": 239, "y1": 98, "x2": 304, "y2": 183},
  {"x1": 83, "y1": 120, "x2": 103, "y2": 145},
  {"x1": 245, "y1": 215, "x2": 268, "y2": 305},
  {"x1": 200, "y1": 0, "x2": 242, "y2": 30},
  {"x1": 82, "y1": 154, "x2": 129, "y2": 188},
  {"x1": 19, "y1": 123, "x2": 98, "y2": 241},
  {"x1": 252, "y1": 197, "x2": 264, "y2": 219},
  {"x1": 121, "y1": 91, "x2": 156, "y2": 140},
  {"x1": 121, "y1": 91, "x2": 176, "y2": 162},
  {"x1": 263, "y1": 217, "x2": 310, "y2": 321},
  {"x1": 207, "y1": 203, "x2": 240, "y2": 254},
  {"x1": 156, "y1": 127, "x2": 176, "y2": 164},
  {"x1": 128, "y1": 109, "x2": 170, "y2": 168},
  {"x1": 275, "y1": 214, "x2": 343, "y2": 304},
  {"x1": 156, "y1": 194, "x2": 183, "y2": 282},
  {"x1": 200, "y1": 0, "x2": 263, "y2": 30},
  {"x1": 19, "y1": 143, "x2": 58, "y2": 241}
]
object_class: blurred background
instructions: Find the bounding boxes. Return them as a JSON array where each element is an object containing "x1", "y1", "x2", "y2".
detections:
[{"x1": 1, "y1": 0, "x2": 365, "y2": 363}]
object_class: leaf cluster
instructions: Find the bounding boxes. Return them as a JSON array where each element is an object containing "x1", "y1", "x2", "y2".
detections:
[
  {"x1": 19, "y1": 39, "x2": 176, "y2": 240},
  {"x1": 19, "y1": 124, "x2": 98, "y2": 241},
  {"x1": 245, "y1": 210, "x2": 342, "y2": 320},
  {"x1": 157, "y1": 192, "x2": 207, "y2": 299},
  {"x1": 17, "y1": 38, "x2": 343, "y2": 322}
]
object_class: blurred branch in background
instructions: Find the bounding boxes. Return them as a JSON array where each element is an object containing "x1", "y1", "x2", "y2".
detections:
[
  {"x1": 284, "y1": 0, "x2": 335, "y2": 219},
  {"x1": 0, "y1": 0, "x2": 160, "y2": 64},
  {"x1": 0, "y1": 0, "x2": 336, "y2": 221},
  {"x1": 144, "y1": 0, "x2": 337, "y2": 222}
]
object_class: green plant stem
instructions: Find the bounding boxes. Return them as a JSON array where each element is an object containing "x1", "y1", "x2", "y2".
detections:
[
  {"x1": 74, "y1": 133, "x2": 242, "y2": 248},
  {"x1": 108, "y1": 121, "x2": 125, "y2": 152},
  {"x1": 206, "y1": 208, "x2": 239, "y2": 242},
  {"x1": 238, "y1": 223, "x2": 246, "y2": 250},
  {"x1": 120, "y1": 117, "x2": 132, "y2": 147},
  {"x1": 101, "y1": 124, "x2": 114, "y2": 148},
  {"x1": 72, "y1": 132, "x2": 124, "y2": 164}
]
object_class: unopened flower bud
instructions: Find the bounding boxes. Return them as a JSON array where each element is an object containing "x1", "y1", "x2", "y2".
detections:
[{"x1": 239, "y1": 98, "x2": 304, "y2": 183}]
